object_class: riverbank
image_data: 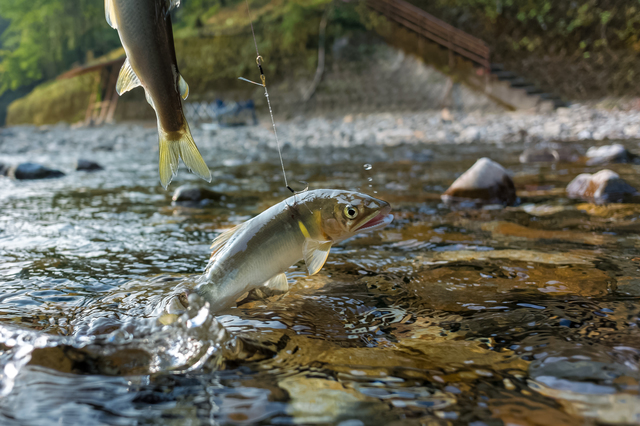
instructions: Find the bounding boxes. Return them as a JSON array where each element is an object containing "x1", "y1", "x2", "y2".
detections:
[{"x1": 4, "y1": 103, "x2": 640, "y2": 159}]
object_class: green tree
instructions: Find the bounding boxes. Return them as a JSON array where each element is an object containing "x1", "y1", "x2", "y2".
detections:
[{"x1": 0, "y1": 0, "x2": 120, "y2": 95}]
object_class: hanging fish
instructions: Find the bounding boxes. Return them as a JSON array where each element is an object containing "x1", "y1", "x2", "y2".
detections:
[
  {"x1": 104, "y1": 0, "x2": 211, "y2": 188},
  {"x1": 196, "y1": 189, "x2": 393, "y2": 312}
]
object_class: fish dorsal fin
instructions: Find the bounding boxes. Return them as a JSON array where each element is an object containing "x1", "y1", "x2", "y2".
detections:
[
  {"x1": 145, "y1": 90, "x2": 156, "y2": 111},
  {"x1": 105, "y1": 0, "x2": 118, "y2": 29},
  {"x1": 210, "y1": 225, "x2": 242, "y2": 258},
  {"x1": 116, "y1": 58, "x2": 141, "y2": 96},
  {"x1": 303, "y1": 240, "x2": 332, "y2": 276},
  {"x1": 179, "y1": 75, "x2": 189, "y2": 100},
  {"x1": 263, "y1": 273, "x2": 289, "y2": 292}
]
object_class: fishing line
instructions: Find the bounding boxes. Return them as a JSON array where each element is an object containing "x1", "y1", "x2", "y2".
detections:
[{"x1": 239, "y1": 0, "x2": 307, "y2": 195}]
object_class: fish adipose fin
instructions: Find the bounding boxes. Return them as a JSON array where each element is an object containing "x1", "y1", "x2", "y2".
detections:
[
  {"x1": 179, "y1": 75, "x2": 189, "y2": 100},
  {"x1": 264, "y1": 273, "x2": 289, "y2": 292},
  {"x1": 303, "y1": 240, "x2": 332, "y2": 275},
  {"x1": 116, "y1": 59, "x2": 141, "y2": 95},
  {"x1": 104, "y1": 0, "x2": 118, "y2": 29},
  {"x1": 158, "y1": 124, "x2": 212, "y2": 188}
]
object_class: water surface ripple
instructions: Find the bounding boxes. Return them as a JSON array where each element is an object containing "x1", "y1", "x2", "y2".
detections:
[{"x1": 1, "y1": 124, "x2": 640, "y2": 424}]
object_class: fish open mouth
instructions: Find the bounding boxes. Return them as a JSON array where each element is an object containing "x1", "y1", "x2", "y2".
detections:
[{"x1": 356, "y1": 206, "x2": 393, "y2": 232}]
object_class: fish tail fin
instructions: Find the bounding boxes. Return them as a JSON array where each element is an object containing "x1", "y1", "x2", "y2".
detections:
[{"x1": 158, "y1": 123, "x2": 211, "y2": 189}]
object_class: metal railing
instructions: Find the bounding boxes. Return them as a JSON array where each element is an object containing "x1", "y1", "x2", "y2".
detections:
[{"x1": 366, "y1": 0, "x2": 490, "y2": 69}]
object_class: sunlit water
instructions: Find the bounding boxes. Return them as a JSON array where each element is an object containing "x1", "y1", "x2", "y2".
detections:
[{"x1": 1, "y1": 123, "x2": 640, "y2": 425}]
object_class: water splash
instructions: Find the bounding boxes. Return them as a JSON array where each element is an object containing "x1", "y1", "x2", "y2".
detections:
[{"x1": 0, "y1": 294, "x2": 231, "y2": 397}]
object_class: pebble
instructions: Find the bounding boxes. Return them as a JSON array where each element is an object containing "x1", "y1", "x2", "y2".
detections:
[
  {"x1": 8, "y1": 162, "x2": 65, "y2": 180},
  {"x1": 76, "y1": 159, "x2": 103, "y2": 171},
  {"x1": 566, "y1": 170, "x2": 638, "y2": 204},
  {"x1": 172, "y1": 185, "x2": 225, "y2": 206},
  {"x1": 441, "y1": 158, "x2": 516, "y2": 206}
]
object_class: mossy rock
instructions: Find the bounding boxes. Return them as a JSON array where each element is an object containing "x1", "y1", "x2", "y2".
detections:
[{"x1": 6, "y1": 73, "x2": 97, "y2": 126}]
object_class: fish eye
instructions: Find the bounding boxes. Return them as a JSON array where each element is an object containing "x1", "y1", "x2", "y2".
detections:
[{"x1": 343, "y1": 205, "x2": 358, "y2": 219}]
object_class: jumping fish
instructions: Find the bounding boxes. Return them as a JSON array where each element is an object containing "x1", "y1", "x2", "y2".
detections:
[
  {"x1": 104, "y1": 0, "x2": 211, "y2": 188},
  {"x1": 196, "y1": 189, "x2": 393, "y2": 312}
]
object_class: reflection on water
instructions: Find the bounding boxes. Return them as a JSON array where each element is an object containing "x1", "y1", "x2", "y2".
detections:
[{"x1": 2, "y1": 130, "x2": 640, "y2": 424}]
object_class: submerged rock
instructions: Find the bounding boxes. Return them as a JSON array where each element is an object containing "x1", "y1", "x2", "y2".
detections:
[
  {"x1": 519, "y1": 147, "x2": 558, "y2": 163},
  {"x1": 519, "y1": 146, "x2": 579, "y2": 163},
  {"x1": 172, "y1": 185, "x2": 225, "y2": 206},
  {"x1": 76, "y1": 159, "x2": 103, "y2": 172},
  {"x1": 9, "y1": 162, "x2": 65, "y2": 180},
  {"x1": 566, "y1": 169, "x2": 638, "y2": 204},
  {"x1": 586, "y1": 144, "x2": 635, "y2": 165},
  {"x1": 441, "y1": 158, "x2": 516, "y2": 206},
  {"x1": 0, "y1": 163, "x2": 8, "y2": 176}
]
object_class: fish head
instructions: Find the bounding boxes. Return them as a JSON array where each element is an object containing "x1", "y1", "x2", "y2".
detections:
[{"x1": 318, "y1": 190, "x2": 393, "y2": 242}]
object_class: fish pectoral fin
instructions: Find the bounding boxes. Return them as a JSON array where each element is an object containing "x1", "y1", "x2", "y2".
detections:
[
  {"x1": 104, "y1": 0, "x2": 118, "y2": 29},
  {"x1": 303, "y1": 240, "x2": 332, "y2": 276},
  {"x1": 179, "y1": 75, "x2": 189, "y2": 100},
  {"x1": 116, "y1": 58, "x2": 142, "y2": 96},
  {"x1": 263, "y1": 273, "x2": 289, "y2": 292}
]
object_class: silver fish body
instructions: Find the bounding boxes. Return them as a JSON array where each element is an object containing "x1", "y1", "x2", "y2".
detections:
[
  {"x1": 105, "y1": 0, "x2": 210, "y2": 188},
  {"x1": 197, "y1": 189, "x2": 393, "y2": 312}
]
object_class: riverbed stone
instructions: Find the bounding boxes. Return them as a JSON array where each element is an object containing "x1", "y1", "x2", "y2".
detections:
[
  {"x1": 75, "y1": 159, "x2": 103, "y2": 171},
  {"x1": 566, "y1": 169, "x2": 638, "y2": 204},
  {"x1": 171, "y1": 185, "x2": 225, "y2": 206},
  {"x1": 585, "y1": 144, "x2": 634, "y2": 165},
  {"x1": 519, "y1": 147, "x2": 558, "y2": 163},
  {"x1": 441, "y1": 157, "x2": 516, "y2": 206},
  {"x1": 9, "y1": 162, "x2": 65, "y2": 180}
]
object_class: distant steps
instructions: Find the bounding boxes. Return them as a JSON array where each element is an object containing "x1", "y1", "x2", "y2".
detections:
[{"x1": 490, "y1": 63, "x2": 567, "y2": 109}]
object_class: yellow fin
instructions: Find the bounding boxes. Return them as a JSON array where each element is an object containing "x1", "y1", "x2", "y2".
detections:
[
  {"x1": 116, "y1": 58, "x2": 141, "y2": 95},
  {"x1": 158, "y1": 121, "x2": 211, "y2": 188},
  {"x1": 179, "y1": 75, "x2": 189, "y2": 100},
  {"x1": 302, "y1": 240, "x2": 332, "y2": 276},
  {"x1": 105, "y1": 0, "x2": 118, "y2": 29},
  {"x1": 264, "y1": 273, "x2": 289, "y2": 292}
]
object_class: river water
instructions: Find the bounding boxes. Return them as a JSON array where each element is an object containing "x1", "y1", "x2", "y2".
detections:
[{"x1": 1, "y1": 121, "x2": 640, "y2": 425}]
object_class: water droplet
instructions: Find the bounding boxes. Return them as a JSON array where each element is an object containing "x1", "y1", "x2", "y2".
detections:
[
  {"x1": 363, "y1": 164, "x2": 372, "y2": 170},
  {"x1": 367, "y1": 177, "x2": 373, "y2": 182}
]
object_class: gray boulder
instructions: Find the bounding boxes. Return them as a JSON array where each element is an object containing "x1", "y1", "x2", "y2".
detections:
[
  {"x1": 586, "y1": 144, "x2": 635, "y2": 165},
  {"x1": 76, "y1": 159, "x2": 103, "y2": 171},
  {"x1": 172, "y1": 185, "x2": 225, "y2": 206},
  {"x1": 566, "y1": 169, "x2": 638, "y2": 204},
  {"x1": 9, "y1": 162, "x2": 65, "y2": 180},
  {"x1": 442, "y1": 158, "x2": 517, "y2": 206}
]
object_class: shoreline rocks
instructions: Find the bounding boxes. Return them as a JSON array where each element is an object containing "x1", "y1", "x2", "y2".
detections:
[{"x1": 442, "y1": 158, "x2": 517, "y2": 206}]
